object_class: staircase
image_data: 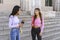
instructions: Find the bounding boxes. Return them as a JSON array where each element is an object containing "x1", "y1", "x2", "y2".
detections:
[
  {"x1": 0, "y1": 12, "x2": 10, "y2": 40},
  {"x1": 0, "y1": 11, "x2": 60, "y2": 40},
  {"x1": 41, "y1": 6, "x2": 53, "y2": 11},
  {"x1": 42, "y1": 12, "x2": 60, "y2": 40},
  {"x1": 0, "y1": 11, "x2": 32, "y2": 40}
]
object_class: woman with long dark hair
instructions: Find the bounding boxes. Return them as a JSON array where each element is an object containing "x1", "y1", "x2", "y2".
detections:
[
  {"x1": 9, "y1": 5, "x2": 24, "y2": 40},
  {"x1": 31, "y1": 8, "x2": 44, "y2": 40}
]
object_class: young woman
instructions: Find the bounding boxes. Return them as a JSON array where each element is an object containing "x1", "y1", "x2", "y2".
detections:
[
  {"x1": 9, "y1": 5, "x2": 24, "y2": 40},
  {"x1": 31, "y1": 8, "x2": 44, "y2": 40}
]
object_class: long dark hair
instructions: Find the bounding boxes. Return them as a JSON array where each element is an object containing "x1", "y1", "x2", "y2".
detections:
[
  {"x1": 9, "y1": 5, "x2": 20, "y2": 17},
  {"x1": 34, "y1": 8, "x2": 42, "y2": 24}
]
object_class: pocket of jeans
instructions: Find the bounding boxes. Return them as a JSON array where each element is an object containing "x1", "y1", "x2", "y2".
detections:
[{"x1": 11, "y1": 29, "x2": 17, "y2": 33}]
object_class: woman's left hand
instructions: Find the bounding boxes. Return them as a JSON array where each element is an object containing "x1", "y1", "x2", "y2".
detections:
[{"x1": 39, "y1": 32, "x2": 42, "y2": 36}]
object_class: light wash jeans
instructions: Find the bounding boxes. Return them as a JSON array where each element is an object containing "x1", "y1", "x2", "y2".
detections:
[{"x1": 10, "y1": 28, "x2": 20, "y2": 40}]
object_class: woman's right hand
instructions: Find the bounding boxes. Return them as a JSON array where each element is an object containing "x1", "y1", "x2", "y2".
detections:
[
  {"x1": 32, "y1": 24, "x2": 34, "y2": 26},
  {"x1": 19, "y1": 23, "x2": 23, "y2": 27}
]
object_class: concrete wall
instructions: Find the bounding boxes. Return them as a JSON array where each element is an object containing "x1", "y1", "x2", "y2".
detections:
[
  {"x1": 52, "y1": 0, "x2": 60, "y2": 11},
  {"x1": 0, "y1": 0, "x2": 60, "y2": 12},
  {"x1": 0, "y1": 0, "x2": 20, "y2": 12}
]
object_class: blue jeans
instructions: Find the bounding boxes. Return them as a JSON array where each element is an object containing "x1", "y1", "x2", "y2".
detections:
[{"x1": 10, "y1": 28, "x2": 20, "y2": 40}]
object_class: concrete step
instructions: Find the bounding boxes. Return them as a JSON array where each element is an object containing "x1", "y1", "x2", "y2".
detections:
[
  {"x1": 43, "y1": 27, "x2": 60, "y2": 36},
  {"x1": 41, "y1": 6, "x2": 53, "y2": 11},
  {"x1": 42, "y1": 32, "x2": 60, "y2": 40},
  {"x1": 45, "y1": 24, "x2": 60, "y2": 31},
  {"x1": 0, "y1": 11, "x2": 31, "y2": 16},
  {"x1": 53, "y1": 37, "x2": 60, "y2": 40},
  {"x1": 0, "y1": 15, "x2": 32, "y2": 18},
  {"x1": 0, "y1": 31, "x2": 4, "y2": 36},
  {"x1": 0, "y1": 26, "x2": 4, "y2": 31},
  {"x1": 0, "y1": 35, "x2": 9, "y2": 40},
  {"x1": 0, "y1": 11, "x2": 60, "y2": 40},
  {"x1": 1, "y1": 22, "x2": 59, "y2": 32},
  {"x1": 21, "y1": 36, "x2": 31, "y2": 40},
  {"x1": 2, "y1": 23, "x2": 60, "y2": 37}
]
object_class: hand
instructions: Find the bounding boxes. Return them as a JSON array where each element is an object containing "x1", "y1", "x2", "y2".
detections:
[
  {"x1": 39, "y1": 32, "x2": 42, "y2": 36},
  {"x1": 19, "y1": 23, "x2": 23, "y2": 27},
  {"x1": 32, "y1": 24, "x2": 34, "y2": 26}
]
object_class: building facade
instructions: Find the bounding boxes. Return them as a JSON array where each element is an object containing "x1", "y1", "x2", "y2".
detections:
[
  {"x1": 0, "y1": 0, "x2": 60, "y2": 40},
  {"x1": 0, "y1": 0, "x2": 60, "y2": 12},
  {"x1": 0, "y1": 0, "x2": 20, "y2": 12},
  {"x1": 20, "y1": 0, "x2": 60, "y2": 11}
]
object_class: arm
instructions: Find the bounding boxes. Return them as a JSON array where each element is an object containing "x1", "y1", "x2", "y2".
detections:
[
  {"x1": 41, "y1": 16, "x2": 44, "y2": 33},
  {"x1": 19, "y1": 18, "x2": 25, "y2": 27},
  {"x1": 31, "y1": 16, "x2": 34, "y2": 26},
  {"x1": 9, "y1": 17, "x2": 12, "y2": 28}
]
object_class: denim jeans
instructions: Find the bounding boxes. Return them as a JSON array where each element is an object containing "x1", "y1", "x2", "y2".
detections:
[{"x1": 10, "y1": 28, "x2": 20, "y2": 40}]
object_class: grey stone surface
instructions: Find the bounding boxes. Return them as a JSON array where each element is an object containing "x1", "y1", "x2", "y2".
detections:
[
  {"x1": 0, "y1": 12, "x2": 60, "y2": 40},
  {"x1": 52, "y1": 0, "x2": 60, "y2": 11}
]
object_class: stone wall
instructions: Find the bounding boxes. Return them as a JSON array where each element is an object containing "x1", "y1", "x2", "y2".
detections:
[
  {"x1": 52, "y1": 0, "x2": 60, "y2": 11},
  {"x1": 0, "y1": 0, "x2": 20, "y2": 12}
]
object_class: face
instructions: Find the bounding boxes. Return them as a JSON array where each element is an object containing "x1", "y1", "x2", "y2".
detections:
[
  {"x1": 17, "y1": 9, "x2": 22, "y2": 15},
  {"x1": 34, "y1": 10, "x2": 39, "y2": 16}
]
